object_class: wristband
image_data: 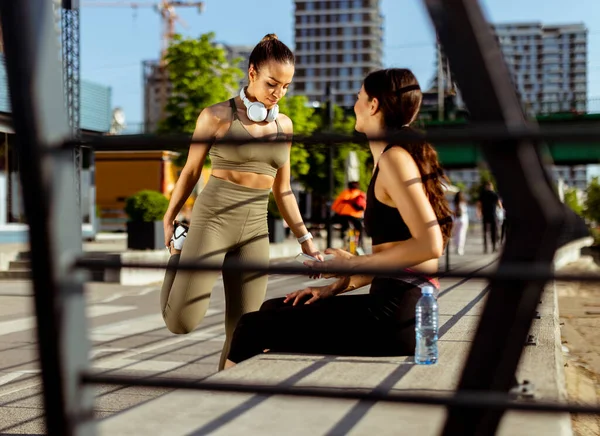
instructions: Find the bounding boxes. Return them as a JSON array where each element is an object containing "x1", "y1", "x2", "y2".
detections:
[{"x1": 297, "y1": 232, "x2": 313, "y2": 244}]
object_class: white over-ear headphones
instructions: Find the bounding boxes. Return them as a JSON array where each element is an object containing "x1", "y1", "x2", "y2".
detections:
[{"x1": 239, "y1": 87, "x2": 279, "y2": 123}]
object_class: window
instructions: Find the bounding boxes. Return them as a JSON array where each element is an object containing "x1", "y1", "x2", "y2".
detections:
[{"x1": 306, "y1": 68, "x2": 315, "y2": 77}]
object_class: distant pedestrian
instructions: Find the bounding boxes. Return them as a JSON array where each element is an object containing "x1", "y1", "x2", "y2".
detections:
[
  {"x1": 452, "y1": 191, "x2": 469, "y2": 255},
  {"x1": 476, "y1": 181, "x2": 503, "y2": 253}
]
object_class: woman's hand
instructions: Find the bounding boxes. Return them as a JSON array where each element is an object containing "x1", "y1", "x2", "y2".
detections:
[
  {"x1": 283, "y1": 277, "x2": 349, "y2": 306},
  {"x1": 304, "y1": 250, "x2": 358, "y2": 279},
  {"x1": 163, "y1": 219, "x2": 174, "y2": 251},
  {"x1": 304, "y1": 249, "x2": 361, "y2": 279},
  {"x1": 301, "y1": 238, "x2": 323, "y2": 261},
  {"x1": 323, "y1": 247, "x2": 354, "y2": 261}
]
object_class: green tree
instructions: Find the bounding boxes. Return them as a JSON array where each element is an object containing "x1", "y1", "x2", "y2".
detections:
[
  {"x1": 277, "y1": 95, "x2": 320, "y2": 179},
  {"x1": 563, "y1": 187, "x2": 583, "y2": 216},
  {"x1": 584, "y1": 177, "x2": 600, "y2": 223},
  {"x1": 297, "y1": 105, "x2": 371, "y2": 196},
  {"x1": 158, "y1": 32, "x2": 243, "y2": 134}
]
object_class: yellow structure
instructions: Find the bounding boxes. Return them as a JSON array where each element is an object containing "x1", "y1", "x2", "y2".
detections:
[{"x1": 95, "y1": 150, "x2": 209, "y2": 231}]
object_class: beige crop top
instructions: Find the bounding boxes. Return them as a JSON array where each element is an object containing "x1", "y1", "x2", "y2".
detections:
[{"x1": 209, "y1": 99, "x2": 289, "y2": 178}]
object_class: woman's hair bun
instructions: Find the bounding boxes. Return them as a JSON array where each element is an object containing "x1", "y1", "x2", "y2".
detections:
[{"x1": 261, "y1": 33, "x2": 279, "y2": 43}]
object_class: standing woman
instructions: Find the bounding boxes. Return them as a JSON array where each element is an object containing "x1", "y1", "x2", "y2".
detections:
[
  {"x1": 452, "y1": 191, "x2": 469, "y2": 255},
  {"x1": 224, "y1": 68, "x2": 453, "y2": 368},
  {"x1": 160, "y1": 34, "x2": 320, "y2": 370}
]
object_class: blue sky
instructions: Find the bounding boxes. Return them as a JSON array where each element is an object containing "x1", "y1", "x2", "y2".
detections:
[{"x1": 80, "y1": 0, "x2": 600, "y2": 131}]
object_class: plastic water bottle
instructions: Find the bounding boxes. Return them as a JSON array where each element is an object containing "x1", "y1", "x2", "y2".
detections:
[{"x1": 415, "y1": 286, "x2": 439, "y2": 365}]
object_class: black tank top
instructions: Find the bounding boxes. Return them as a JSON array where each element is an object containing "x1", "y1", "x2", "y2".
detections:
[{"x1": 364, "y1": 144, "x2": 412, "y2": 245}]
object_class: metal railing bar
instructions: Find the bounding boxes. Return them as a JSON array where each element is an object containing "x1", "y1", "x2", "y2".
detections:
[
  {"x1": 73, "y1": 257, "x2": 600, "y2": 283},
  {"x1": 55, "y1": 123, "x2": 600, "y2": 152},
  {"x1": 79, "y1": 372, "x2": 600, "y2": 415},
  {"x1": 422, "y1": 0, "x2": 567, "y2": 434}
]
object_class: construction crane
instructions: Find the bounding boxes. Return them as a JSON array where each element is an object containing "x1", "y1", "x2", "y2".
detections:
[
  {"x1": 84, "y1": 1, "x2": 205, "y2": 132},
  {"x1": 84, "y1": 1, "x2": 205, "y2": 64}
]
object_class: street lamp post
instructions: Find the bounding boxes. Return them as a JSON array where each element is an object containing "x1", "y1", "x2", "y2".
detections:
[{"x1": 325, "y1": 84, "x2": 335, "y2": 249}]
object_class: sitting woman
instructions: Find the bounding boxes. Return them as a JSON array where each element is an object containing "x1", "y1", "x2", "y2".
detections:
[{"x1": 224, "y1": 68, "x2": 453, "y2": 368}]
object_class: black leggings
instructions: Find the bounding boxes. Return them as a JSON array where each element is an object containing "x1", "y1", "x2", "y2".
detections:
[
  {"x1": 483, "y1": 218, "x2": 498, "y2": 251},
  {"x1": 227, "y1": 278, "x2": 424, "y2": 364}
]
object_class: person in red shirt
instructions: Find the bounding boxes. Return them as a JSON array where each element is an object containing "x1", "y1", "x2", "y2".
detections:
[{"x1": 331, "y1": 181, "x2": 366, "y2": 250}]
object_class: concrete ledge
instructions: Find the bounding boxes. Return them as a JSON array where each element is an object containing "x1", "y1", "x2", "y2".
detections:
[
  {"x1": 97, "y1": 275, "x2": 572, "y2": 436},
  {"x1": 0, "y1": 251, "x2": 20, "y2": 271}
]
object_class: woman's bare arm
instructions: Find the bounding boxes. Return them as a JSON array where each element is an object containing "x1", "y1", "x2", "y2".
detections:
[
  {"x1": 163, "y1": 107, "x2": 222, "y2": 224},
  {"x1": 271, "y1": 114, "x2": 310, "y2": 238}
]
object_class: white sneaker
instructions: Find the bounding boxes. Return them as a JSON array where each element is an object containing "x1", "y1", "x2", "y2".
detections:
[{"x1": 171, "y1": 222, "x2": 188, "y2": 251}]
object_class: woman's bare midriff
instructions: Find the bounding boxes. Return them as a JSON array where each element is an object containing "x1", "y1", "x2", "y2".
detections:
[
  {"x1": 211, "y1": 169, "x2": 275, "y2": 190},
  {"x1": 372, "y1": 241, "x2": 439, "y2": 276}
]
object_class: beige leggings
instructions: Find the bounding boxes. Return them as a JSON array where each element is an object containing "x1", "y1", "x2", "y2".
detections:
[{"x1": 160, "y1": 176, "x2": 271, "y2": 370}]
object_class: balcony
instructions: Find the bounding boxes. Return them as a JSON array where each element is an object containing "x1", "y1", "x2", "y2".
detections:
[
  {"x1": 296, "y1": 34, "x2": 381, "y2": 43},
  {"x1": 295, "y1": 7, "x2": 382, "y2": 16},
  {"x1": 296, "y1": 48, "x2": 380, "y2": 56}
]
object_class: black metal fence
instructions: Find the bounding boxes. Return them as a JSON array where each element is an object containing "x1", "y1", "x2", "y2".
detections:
[{"x1": 0, "y1": 0, "x2": 599, "y2": 435}]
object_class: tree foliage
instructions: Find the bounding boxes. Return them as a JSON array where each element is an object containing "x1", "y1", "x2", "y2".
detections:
[
  {"x1": 296, "y1": 106, "x2": 371, "y2": 196},
  {"x1": 563, "y1": 187, "x2": 583, "y2": 217},
  {"x1": 157, "y1": 32, "x2": 243, "y2": 135},
  {"x1": 584, "y1": 177, "x2": 600, "y2": 223},
  {"x1": 124, "y1": 190, "x2": 169, "y2": 222},
  {"x1": 276, "y1": 95, "x2": 318, "y2": 179}
]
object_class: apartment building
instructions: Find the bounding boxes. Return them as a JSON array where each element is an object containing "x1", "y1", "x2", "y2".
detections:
[
  {"x1": 293, "y1": 0, "x2": 384, "y2": 108},
  {"x1": 493, "y1": 22, "x2": 587, "y2": 114}
]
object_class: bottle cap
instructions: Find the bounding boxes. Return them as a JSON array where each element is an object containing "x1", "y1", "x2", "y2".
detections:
[{"x1": 421, "y1": 286, "x2": 435, "y2": 295}]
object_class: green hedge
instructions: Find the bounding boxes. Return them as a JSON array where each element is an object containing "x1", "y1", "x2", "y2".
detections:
[{"x1": 124, "y1": 190, "x2": 169, "y2": 222}]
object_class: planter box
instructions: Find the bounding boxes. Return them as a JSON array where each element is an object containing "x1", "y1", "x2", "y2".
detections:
[
  {"x1": 126, "y1": 221, "x2": 165, "y2": 250},
  {"x1": 268, "y1": 216, "x2": 285, "y2": 244}
]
